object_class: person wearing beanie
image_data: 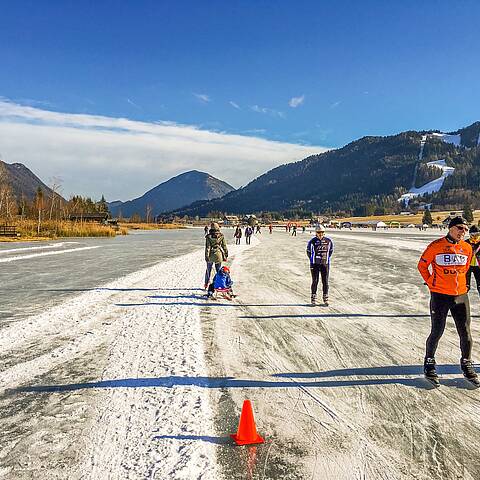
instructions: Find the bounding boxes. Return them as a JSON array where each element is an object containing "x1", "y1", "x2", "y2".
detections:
[
  {"x1": 204, "y1": 223, "x2": 228, "y2": 289},
  {"x1": 466, "y1": 224, "x2": 480, "y2": 297},
  {"x1": 417, "y1": 216, "x2": 477, "y2": 386},
  {"x1": 306, "y1": 225, "x2": 334, "y2": 306}
]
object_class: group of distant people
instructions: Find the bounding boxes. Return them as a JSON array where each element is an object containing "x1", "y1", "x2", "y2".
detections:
[{"x1": 233, "y1": 224, "x2": 261, "y2": 245}]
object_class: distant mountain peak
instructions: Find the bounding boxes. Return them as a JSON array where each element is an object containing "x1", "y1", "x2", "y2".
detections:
[
  {"x1": 109, "y1": 170, "x2": 234, "y2": 218},
  {"x1": 0, "y1": 159, "x2": 61, "y2": 201}
]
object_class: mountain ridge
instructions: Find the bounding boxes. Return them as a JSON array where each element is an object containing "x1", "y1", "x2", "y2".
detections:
[
  {"x1": 109, "y1": 170, "x2": 235, "y2": 218},
  {"x1": 0, "y1": 160, "x2": 61, "y2": 202},
  {"x1": 169, "y1": 122, "x2": 480, "y2": 216}
]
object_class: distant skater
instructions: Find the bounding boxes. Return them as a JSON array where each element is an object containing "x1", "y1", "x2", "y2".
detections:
[
  {"x1": 234, "y1": 225, "x2": 242, "y2": 245},
  {"x1": 204, "y1": 222, "x2": 228, "y2": 289},
  {"x1": 292, "y1": 225, "x2": 297, "y2": 236},
  {"x1": 466, "y1": 225, "x2": 480, "y2": 298},
  {"x1": 245, "y1": 225, "x2": 253, "y2": 245},
  {"x1": 306, "y1": 225, "x2": 334, "y2": 306},
  {"x1": 204, "y1": 225, "x2": 209, "y2": 236},
  {"x1": 418, "y1": 216, "x2": 478, "y2": 386},
  {"x1": 256, "y1": 225, "x2": 261, "y2": 234},
  {"x1": 269, "y1": 224, "x2": 273, "y2": 234}
]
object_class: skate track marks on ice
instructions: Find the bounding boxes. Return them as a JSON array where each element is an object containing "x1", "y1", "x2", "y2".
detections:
[
  {"x1": 201, "y1": 230, "x2": 480, "y2": 480},
  {"x1": 0, "y1": 240, "x2": 255, "y2": 479}
]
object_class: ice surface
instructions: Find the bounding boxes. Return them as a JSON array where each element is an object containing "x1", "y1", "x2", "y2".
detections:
[{"x1": 3, "y1": 230, "x2": 480, "y2": 480}]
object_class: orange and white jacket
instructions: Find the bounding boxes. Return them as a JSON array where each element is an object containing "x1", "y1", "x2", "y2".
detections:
[{"x1": 418, "y1": 236, "x2": 472, "y2": 296}]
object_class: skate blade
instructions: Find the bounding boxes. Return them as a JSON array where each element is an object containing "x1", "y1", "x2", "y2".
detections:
[
  {"x1": 464, "y1": 376, "x2": 480, "y2": 388},
  {"x1": 425, "y1": 376, "x2": 440, "y2": 388}
]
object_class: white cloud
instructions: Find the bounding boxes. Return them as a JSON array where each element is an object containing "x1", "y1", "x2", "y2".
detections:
[
  {"x1": 126, "y1": 98, "x2": 141, "y2": 109},
  {"x1": 0, "y1": 99, "x2": 328, "y2": 201},
  {"x1": 193, "y1": 93, "x2": 210, "y2": 103},
  {"x1": 229, "y1": 101, "x2": 240, "y2": 109},
  {"x1": 250, "y1": 105, "x2": 285, "y2": 119},
  {"x1": 330, "y1": 101, "x2": 341, "y2": 109},
  {"x1": 289, "y1": 95, "x2": 305, "y2": 108}
]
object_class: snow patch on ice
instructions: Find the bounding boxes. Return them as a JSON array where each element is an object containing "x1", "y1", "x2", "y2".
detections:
[
  {"x1": 0, "y1": 237, "x2": 257, "y2": 479},
  {"x1": 0, "y1": 241, "x2": 79, "y2": 255},
  {"x1": 0, "y1": 245, "x2": 100, "y2": 263}
]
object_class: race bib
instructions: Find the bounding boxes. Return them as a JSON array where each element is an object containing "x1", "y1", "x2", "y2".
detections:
[{"x1": 435, "y1": 253, "x2": 468, "y2": 266}]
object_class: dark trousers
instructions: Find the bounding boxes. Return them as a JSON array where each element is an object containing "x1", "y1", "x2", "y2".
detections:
[
  {"x1": 204, "y1": 262, "x2": 221, "y2": 286},
  {"x1": 310, "y1": 264, "x2": 329, "y2": 296},
  {"x1": 246, "y1": 235, "x2": 251, "y2": 245},
  {"x1": 426, "y1": 292, "x2": 472, "y2": 359},
  {"x1": 467, "y1": 266, "x2": 480, "y2": 296},
  {"x1": 235, "y1": 237, "x2": 241, "y2": 245}
]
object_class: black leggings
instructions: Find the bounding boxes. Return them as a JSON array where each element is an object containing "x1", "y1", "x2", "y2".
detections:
[
  {"x1": 310, "y1": 264, "x2": 329, "y2": 296},
  {"x1": 467, "y1": 266, "x2": 480, "y2": 296},
  {"x1": 426, "y1": 292, "x2": 472, "y2": 359}
]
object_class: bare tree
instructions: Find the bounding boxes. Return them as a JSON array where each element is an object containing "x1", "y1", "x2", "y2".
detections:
[
  {"x1": 35, "y1": 187, "x2": 44, "y2": 235},
  {"x1": 48, "y1": 177, "x2": 63, "y2": 221},
  {"x1": 145, "y1": 204, "x2": 153, "y2": 224}
]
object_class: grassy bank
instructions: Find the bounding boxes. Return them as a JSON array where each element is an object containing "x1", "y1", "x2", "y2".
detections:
[
  {"x1": 13, "y1": 220, "x2": 128, "y2": 240},
  {"x1": 120, "y1": 222, "x2": 186, "y2": 230}
]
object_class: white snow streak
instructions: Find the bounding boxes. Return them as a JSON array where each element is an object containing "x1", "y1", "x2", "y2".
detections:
[
  {"x1": 0, "y1": 245, "x2": 100, "y2": 263},
  {"x1": 429, "y1": 132, "x2": 461, "y2": 147},
  {"x1": 0, "y1": 241, "x2": 79, "y2": 255},
  {"x1": 399, "y1": 159, "x2": 454, "y2": 205}
]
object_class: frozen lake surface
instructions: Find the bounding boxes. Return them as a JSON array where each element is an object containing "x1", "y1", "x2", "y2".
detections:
[
  {"x1": 2, "y1": 227, "x2": 480, "y2": 479},
  {"x1": 0, "y1": 228, "x2": 206, "y2": 323}
]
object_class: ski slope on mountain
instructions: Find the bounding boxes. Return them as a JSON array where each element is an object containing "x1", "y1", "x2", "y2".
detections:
[
  {"x1": 2, "y1": 229, "x2": 480, "y2": 479},
  {"x1": 399, "y1": 159, "x2": 455, "y2": 206}
]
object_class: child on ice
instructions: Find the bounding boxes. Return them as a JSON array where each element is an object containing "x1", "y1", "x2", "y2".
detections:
[{"x1": 207, "y1": 266, "x2": 235, "y2": 299}]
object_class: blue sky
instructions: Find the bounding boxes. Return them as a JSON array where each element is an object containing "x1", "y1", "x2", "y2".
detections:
[{"x1": 0, "y1": 0, "x2": 479, "y2": 199}]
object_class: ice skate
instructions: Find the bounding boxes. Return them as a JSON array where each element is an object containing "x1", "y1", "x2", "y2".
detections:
[
  {"x1": 461, "y1": 359, "x2": 480, "y2": 387},
  {"x1": 424, "y1": 357, "x2": 440, "y2": 387},
  {"x1": 323, "y1": 294, "x2": 329, "y2": 306},
  {"x1": 310, "y1": 294, "x2": 316, "y2": 306}
]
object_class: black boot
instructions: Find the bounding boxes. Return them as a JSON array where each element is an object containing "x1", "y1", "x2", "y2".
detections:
[
  {"x1": 424, "y1": 357, "x2": 439, "y2": 385},
  {"x1": 461, "y1": 358, "x2": 480, "y2": 386}
]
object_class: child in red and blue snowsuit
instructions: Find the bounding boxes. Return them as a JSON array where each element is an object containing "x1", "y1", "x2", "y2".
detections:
[{"x1": 207, "y1": 266, "x2": 234, "y2": 297}]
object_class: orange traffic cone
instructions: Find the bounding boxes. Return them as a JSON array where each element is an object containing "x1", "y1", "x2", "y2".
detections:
[{"x1": 230, "y1": 400, "x2": 265, "y2": 445}]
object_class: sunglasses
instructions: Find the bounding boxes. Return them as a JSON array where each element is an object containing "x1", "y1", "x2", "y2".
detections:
[{"x1": 455, "y1": 225, "x2": 468, "y2": 232}]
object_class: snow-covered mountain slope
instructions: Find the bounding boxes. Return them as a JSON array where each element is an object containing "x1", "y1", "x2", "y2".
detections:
[
  {"x1": 399, "y1": 159, "x2": 455, "y2": 206},
  {"x1": 429, "y1": 132, "x2": 462, "y2": 147}
]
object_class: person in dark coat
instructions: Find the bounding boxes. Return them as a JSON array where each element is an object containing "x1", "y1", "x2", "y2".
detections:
[{"x1": 204, "y1": 222, "x2": 228, "y2": 288}]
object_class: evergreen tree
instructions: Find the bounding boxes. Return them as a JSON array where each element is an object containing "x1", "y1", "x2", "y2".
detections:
[
  {"x1": 463, "y1": 203, "x2": 474, "y2": 223},
  {"x1": 422, "y1": 208, "x2": 433, "y2": 226}
]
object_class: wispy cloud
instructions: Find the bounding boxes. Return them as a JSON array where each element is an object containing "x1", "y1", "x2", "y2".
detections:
[
  {"x1": 16, "y1": 98, "x2": 55, "y2": 108},
  {"x1": 250, "y1": 105, "x2": 286, "y2": 119},
  {"x1": 126, "y1": 98, "x2": 141, "y2": 109},
  {"x1": 289, "y1": 95, "x2": 305, "y2": 108},
  {"x1": 0, "y1": 99, "x2": 327, "y2": 200},
  {"x1": 193, "y1": 93, "x2": 211, "y2": 103},
  {"x1": 229, "y1": 101, "x2": 240, "y2": 110},
  {"x1": 330, "y1": 101, "x2": 341, "y2": 109}
]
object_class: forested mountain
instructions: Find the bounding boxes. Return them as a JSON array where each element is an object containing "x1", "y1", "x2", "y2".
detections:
[
  {"x1": 0, "y1": 160, "x2": 61, "y2": 201},
  {"x1": 170, "y1": 122, "x2": 480, "y2": 217},
  {"x1": 109, "y1": 170, "x2": 235, "y2": 218}
]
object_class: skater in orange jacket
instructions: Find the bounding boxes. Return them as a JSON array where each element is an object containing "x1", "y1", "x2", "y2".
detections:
[{"x1": 417, "y1": 216, "x2": 477, "y2": 385}]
